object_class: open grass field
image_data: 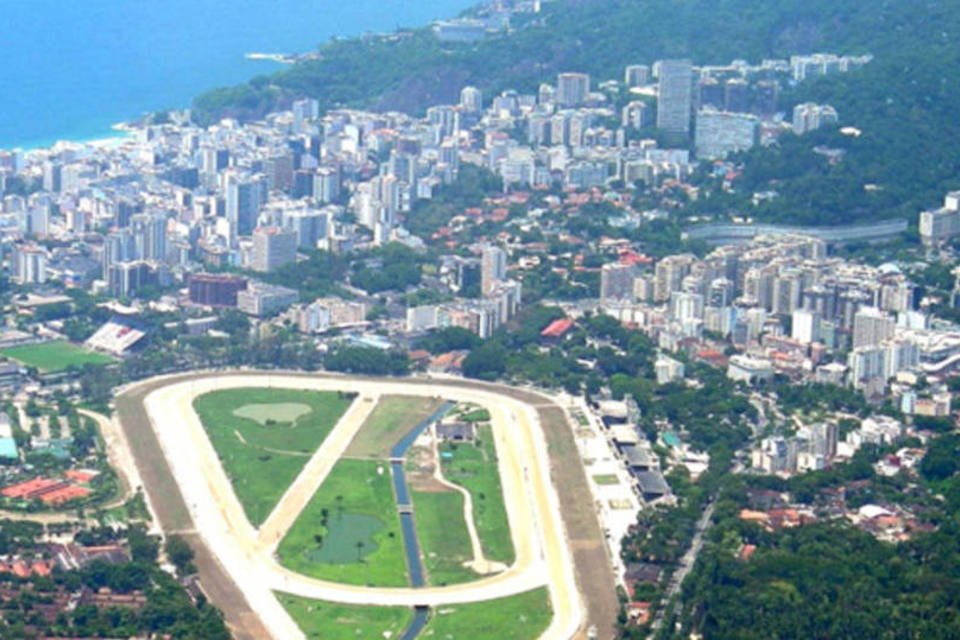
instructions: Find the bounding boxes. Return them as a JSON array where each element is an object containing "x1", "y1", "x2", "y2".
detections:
[
  {"x1": 592, "y1": 474, "x2": 620, "y2": 485},
  {"x1": 440, "y1": 425, "x2": 514, "y2": 564},
  {"x1": 411, "y1": 489, "x2": 477, "y2": 586},
  {"x1": 277, "y1": 458, "x2": 407, "y2": 587},
  {"x1": 421, "y1": 587, "x2": 552, "y2": 639},
  {"x1": 276, "y1": 592, "x2": 412, "y2": 640},
  {"x1": 345, "y1": 395, "x2": 446, "y2": 459},
  {"x1": 1, "y1": 341, "x2": 114, "y2": 372},
  {"x1": 193, "y1": 387, "x2": 353, "y2": 527}
]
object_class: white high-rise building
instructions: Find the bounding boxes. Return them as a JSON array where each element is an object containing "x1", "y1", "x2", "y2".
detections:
[
  {"x1": 919, "y1": 191, "x2": 960, "y2": 246},
  {"x1": 11, "y1": 245, "x2": 47, "y2": 285},
  {"x1": 656, "y1": 59, "x2": 693, "y2": 137},
  {"x1": 792, "y1": 309, "x2": 821, "y2": 344},
  {"x1": 556, "y1": 73, "x2": 590, "y2": 108},
  {"x1": 251, "y1": 226, "x2": 297, "y2": 273},
  {"x1": 460, "y1": 86, "x2": 483, "y2": 113},
  {"x1": 853, "y1": 307, "x2": 894, "y2": 348},
  {"x1": 624, "y1": 64, "x2": 650, "y2": 88},
  {"x1": 695, "y1": 109, "x2": 759, "y2": 159},
  {"x1": 600, "y1": 263, "x2": 638, "y2": 302},
  {"x1": 792, "y1": 103, "x2": 839, "y2": 135},
  {"x1": 225, "y1": 171, "x2": 266, "y2": 241},
  {"x1": 481, "y1": 245, "x2": 507, "y2": 295}
]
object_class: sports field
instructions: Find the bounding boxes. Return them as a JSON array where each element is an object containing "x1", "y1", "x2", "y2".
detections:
[
  {"x1": 192, "y1": 387, "x2": 353, "y2": 527},
  {"x1": 421, "y1": 587, "x2": 552, "y2": 639},
  {"x1": 344, "y1": 395, "x2": 446, "y2": 459},
  {"x1": 1, "y1": 341, "x2": 114, "y2": 372},
  {"x1": 277, "y1": 458, "x2": 407, "y2": 586},
  {"x1": 275, "y1": 593, "x2": 412, "y2": 640},
  {"x1": 440, "y1": 425, "x2": 514, "y2": 564}
]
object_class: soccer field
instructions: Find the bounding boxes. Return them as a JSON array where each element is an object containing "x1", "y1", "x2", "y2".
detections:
[{"x1": 0, "y1": 341, "x2": 115, "y2": 372}]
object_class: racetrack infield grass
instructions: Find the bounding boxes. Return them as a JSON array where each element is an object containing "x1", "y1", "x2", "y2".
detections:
[
  {"x1": 421, "y1": 587, "x2": 552, "y2": 639},
  {"x1": 1, "y1": 341, "x2": 114, "y2": 372},
  {"x1": 277, "y1": 458, "x2": 407, "y2": 587},
  {"x1": 276, "y1": 592, "x2": 412, "y2": 640},
  {"x1": 440, "y1": 425, "x2": 514, "y2": 565},
  {"x1": 193, "y1": 387, "x2": 354, "y2": 527},
  {"x1": 411, "y1": 489, "x2": 478, "y2": 586},
  {"x1": 344, "y1": 395, "x2": 446, "y2": 459}
]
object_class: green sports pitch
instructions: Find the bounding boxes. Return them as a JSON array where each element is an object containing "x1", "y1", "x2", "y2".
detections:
[{"x1": 1, "y1": 341, "x2": 115, "y2": 372}]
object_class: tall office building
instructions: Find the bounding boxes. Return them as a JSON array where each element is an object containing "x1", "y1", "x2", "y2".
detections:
[
  {"x1": 130, "y1": 212, "x2": 168, "y2": 262},
  {"x1": 11, "y1": 245, "x2": 47, "y2": 284},
  {"x1": 102, "y1": 228, "x2": 137, "y2": 275},
  {"x1": 723, "y1": 78, "x2": 750, "y2": 113},
  {"x1": 42, "y1": 161, "x2": 62, "y2": 193},
  {"x1": 600, "y1": 263, "x2": 638, "y2": 301},
  {"x1": 481, "y1": 245, "x2": 507, "y2": 295},
  {"x1": 624, "y1": 65, "x2": 650, "y2": 88},
  {"x1": 556, "y1": 73, "x2": 590, "y2": 108},
  {"x1": 251, "y1": 226, "x2": 297, "y2": 273},
  {"x1": 697, "y1": 77, "x2": 724, "y2": 110},
  {"x1": 853, "y1": 307, "x2": 895, "y2": 348},
  {"x1": 792, "y1": 309, "x2": 821, "y2": 344},
  {"x1": 656, "y1": 59, "x2": 693, "y2": 138},
  {"x1": 792, "y1": 103, "x2": 839, "y2": 135},
  {"x1": 282, "y1": 209, "x2": 327, "y2": 249},
  {"x1": 654, "y1": 254, "x2": 696, "y2": 302},
  {"x1": 225, "y1": 172, "x2": 266, "y2": 240},
  {"x1": 460, "y1": 86, "x2": 483, "y2": 113}
]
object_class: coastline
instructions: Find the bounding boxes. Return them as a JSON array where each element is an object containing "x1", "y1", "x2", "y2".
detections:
[
  {"x1": 17, "y1": 124, "x2": 135, "y2": 155},
  {"x1": 0, "y1": 0, "x2": 479, "y2": 155}
]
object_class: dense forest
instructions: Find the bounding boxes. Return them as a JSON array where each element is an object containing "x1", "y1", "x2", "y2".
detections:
[{"x1": 675, "y1": 449, "x2": 960, "y2": 640}]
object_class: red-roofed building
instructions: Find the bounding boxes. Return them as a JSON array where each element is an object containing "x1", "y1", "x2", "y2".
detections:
[
  {"x1": 541, "y1": 318, "x2": 574, "y2": 340},
  {"x1": 2, "y1": 478, "x2": 65, "y2": 500},
  {"x1": 65, "y1": 469, "x2": 99, "y2": 484},
  {"x1": 40, "y1": 485, "x2": 90, "y2": 506},
  {"x1": 619, "y1": 251, "x2": 654, "y2": 266}
]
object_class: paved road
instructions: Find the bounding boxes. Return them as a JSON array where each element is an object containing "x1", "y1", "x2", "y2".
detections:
[
  {"x1": 649, "y1": 501, "x2": 715, "y2": 637},
  {"x1": 133, "y1": 373, "x2": 585, "y2": 640}
]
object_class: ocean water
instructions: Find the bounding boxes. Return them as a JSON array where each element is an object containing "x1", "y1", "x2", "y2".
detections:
[{"x1": 0, "y1": 0, "x2": 476, "y2": 150}]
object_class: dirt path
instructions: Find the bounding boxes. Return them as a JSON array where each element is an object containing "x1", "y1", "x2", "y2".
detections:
[{"x1": 429, "y1": 426, "x2": 507, "y2": 575}]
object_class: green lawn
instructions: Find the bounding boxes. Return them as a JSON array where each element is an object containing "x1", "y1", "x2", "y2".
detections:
[
  {"x1": 193, "y1": 388, "x2": 353, "y2": 527},
  {"x1": 440, "y1": 425, "x2": 514, "y2": 564},
  {"x1": 592, "y1": 474, "x2": 620, "y2": 486},
  {"x1": 1, "y1": 341, "x2": 114, "y2": 372},
  {"x1": 411, "y1": 489, "x2": 478, "y2": 585},
  {"x1": 421, "y1": 587, "x2": 552, "y2": 639},
  {"x1": 277, "y1": 458, "x2": 407, "y2": 586},
  {"x1": 276, "y1": 592, "x2": 412, "y2": 640},
  {"x1": 345, "y1": 395, "x2": 445, "y2": 459}
]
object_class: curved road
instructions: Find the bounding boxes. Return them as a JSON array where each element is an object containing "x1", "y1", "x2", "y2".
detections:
[{"x1": 123, "y1": 372, "x2": 589, "y2": 640}]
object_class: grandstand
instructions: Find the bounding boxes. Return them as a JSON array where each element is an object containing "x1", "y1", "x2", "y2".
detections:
[{"x1": 85, "y1": 316, "x2": 147, "y2": 356}]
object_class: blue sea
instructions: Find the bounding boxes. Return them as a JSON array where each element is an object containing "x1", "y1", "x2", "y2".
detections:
[{"x1": 0, "y1": 0, "x2": 476, "y2": 150}]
